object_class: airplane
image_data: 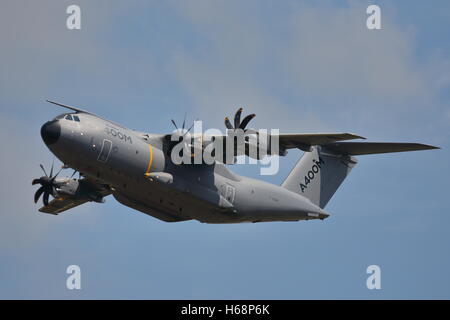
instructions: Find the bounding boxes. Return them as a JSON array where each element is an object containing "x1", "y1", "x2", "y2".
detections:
[{"x1": 33, "y1": 100, "x2": 439, "y2": 223}]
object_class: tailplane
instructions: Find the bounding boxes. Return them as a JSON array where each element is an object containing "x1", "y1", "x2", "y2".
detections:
[{"x1": 282, "y1": 142, "x2": 438, "y2": 209}]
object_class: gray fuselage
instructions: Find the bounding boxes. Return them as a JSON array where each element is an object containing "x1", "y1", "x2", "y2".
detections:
[{"x1": 41, "y1": 112, "x2": 328, "y2": 223}]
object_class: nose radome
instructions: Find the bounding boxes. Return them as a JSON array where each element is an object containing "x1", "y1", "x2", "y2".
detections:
[{"x1": 41, "y1": 120, "x2": 61, "y2": 145}]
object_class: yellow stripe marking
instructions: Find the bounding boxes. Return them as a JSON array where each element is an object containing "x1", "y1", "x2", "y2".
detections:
[{"x1": 145, "y1": 144, "x2": 153, "y2": 175}]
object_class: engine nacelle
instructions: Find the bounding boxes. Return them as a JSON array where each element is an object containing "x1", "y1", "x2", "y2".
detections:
[{"x1": 55, "y1": 178, "x2": 105, "y2": 203}]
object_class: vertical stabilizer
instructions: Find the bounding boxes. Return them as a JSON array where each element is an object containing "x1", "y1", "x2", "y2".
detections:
[{"x1": 282, "y1": 146, "x2": 357, "y2": 208}]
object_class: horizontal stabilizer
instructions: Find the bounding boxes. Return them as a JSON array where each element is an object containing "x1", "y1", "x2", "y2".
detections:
[{"x1": 322, "y1": 142, "x2": 439, "y2": 156}]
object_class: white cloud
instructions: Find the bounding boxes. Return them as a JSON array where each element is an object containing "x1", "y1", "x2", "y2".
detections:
[
  {"x1": 167, "y1": 0, "x2": 447, "y2": 141},
  {"x1": 285, "y1": 2, "x2": 426, "y2": 101},
  {"x1": 0, "y1": 0, "x2": 156, "y2": 111}
]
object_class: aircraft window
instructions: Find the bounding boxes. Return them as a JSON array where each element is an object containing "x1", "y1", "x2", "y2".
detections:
[
  {"x1": 65, "y1": 115, "x2": 73, "y2": 121},
  {"x1": 73, "y1": 115, "x2": 80, "y2": 122}
]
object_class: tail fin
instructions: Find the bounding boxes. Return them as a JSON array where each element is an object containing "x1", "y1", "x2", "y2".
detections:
[
  {"x1": 282, "y1": 142, "x2": 438, "y2": 209},
  {"x1": 282, "y1": 146, "x2": 356, "y2": 208}
]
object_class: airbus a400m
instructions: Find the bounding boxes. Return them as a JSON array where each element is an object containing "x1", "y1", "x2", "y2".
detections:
[{"x1": 33, "y1": 100, "x2": 438, "y2": 223}]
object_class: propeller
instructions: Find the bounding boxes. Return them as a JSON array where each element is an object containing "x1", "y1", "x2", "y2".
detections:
[
  {"x1": 224, "y1": 107, "x2": 255, "y2": 131},
  {"x1": 32, "y1": 162, "x2": 63, "y2": 206},
  {"x1": 170, "y1": 113, "x2": 195, "y2": 135},
  {"x1": 169, "y1": 115, "x2": 198, "y2": 158}
]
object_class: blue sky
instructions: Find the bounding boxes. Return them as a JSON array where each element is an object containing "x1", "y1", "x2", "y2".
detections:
[{"x1": 0, "y1": 0, "x2": 449, "y2": 299}]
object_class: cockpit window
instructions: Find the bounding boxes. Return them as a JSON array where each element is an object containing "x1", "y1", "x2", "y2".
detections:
[
  {"x1": 65, "y1": 115, "x2": 73, "y2": 121},
  {"x1": 73, "y1": 115, "x2": 80, "y2": 122}
]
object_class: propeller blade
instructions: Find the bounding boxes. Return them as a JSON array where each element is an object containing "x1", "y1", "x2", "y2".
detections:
[
  {"x1": 34, "y1": 186, "x2": 45, "y2": 203},
  {"x1": 184, "y1": 121, "x2": 196, "y2": 136},
  {"x1": 182, "y1": 112, "x2": 187, "y2": 131},
  {"x1": 40, "y1": 164, "x2": 48, "y2": 177},
  {"x1": 43, "y1": 191, "x2": 50, "y2": 206},
  {"x1": 33, "y1": 161, "x2": 64, "y2": 205},
  {"x1": 49, "y1": 159, "x2": 54, "y2": 178},
  {"x1": 171, "y1": 119, "x2": 178, "y2": 130},
  {"x1": 239, "y1": 114, "x2": 256, "y2": 130},
  {"x1": 224, "y1": 117, "x2": 233, "y2": 130},
  {"x1": 234, "y1": 107, "x2": 243, "y2": 129},
  {"x1": 52, "y1": 167, "x2": 63, "y2": 181}
]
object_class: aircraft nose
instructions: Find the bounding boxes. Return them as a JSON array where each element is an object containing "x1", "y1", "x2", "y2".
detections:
[{"x1": 40, "y1": 120, "x2": 61, "y2": 145}]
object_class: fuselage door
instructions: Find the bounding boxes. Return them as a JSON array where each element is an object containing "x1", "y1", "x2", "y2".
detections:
[
  {"x1": 98, "y1": 139, "x2": 112, "y2": 163},
  {"x1": 218, "y1": 183, "x2": 236, "y2": 211},
  {"x1": 221, "y1": 183, "x2": 235, "y2": 204}
]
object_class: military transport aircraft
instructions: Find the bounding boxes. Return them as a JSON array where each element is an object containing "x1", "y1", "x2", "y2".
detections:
[{"x1": 33, "y1": 100, "x2": 438, "y2": 223}]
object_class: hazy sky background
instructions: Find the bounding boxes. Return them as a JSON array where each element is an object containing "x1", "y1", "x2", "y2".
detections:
[{"x1": 0, "y1": 0, "x2": 449, "y2": 299}]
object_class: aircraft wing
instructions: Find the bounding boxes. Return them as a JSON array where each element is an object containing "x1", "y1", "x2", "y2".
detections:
[
  {"x1": 321, "y1": 142, "x2": 440, "y2": 155},
  {"x1": 276, "y1": 133, "x2": 365, "y2": 150},
  {"x1": 38, "y1": 177, "x2": 111, "y2": 215},
  {"x1": 39, "y1": 198, "x2": 90, "y2": 215},
  {"x1": 200, "y1": 132, "x2": 364, "y2": 147},
  {"x1": 160, "y1": 130, "x2": 366, "y2": 162}
]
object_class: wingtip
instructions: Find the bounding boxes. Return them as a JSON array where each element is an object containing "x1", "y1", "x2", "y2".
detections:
[
  {"x1": 409, "y1": 143, "x2": 440, "y2": 150},
  {"x1": 347, "y1": 133, "x2": 366, "y2": 140},
  {"x1": 421, "y1": 144, "x2": 440, "y2": 150}
]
